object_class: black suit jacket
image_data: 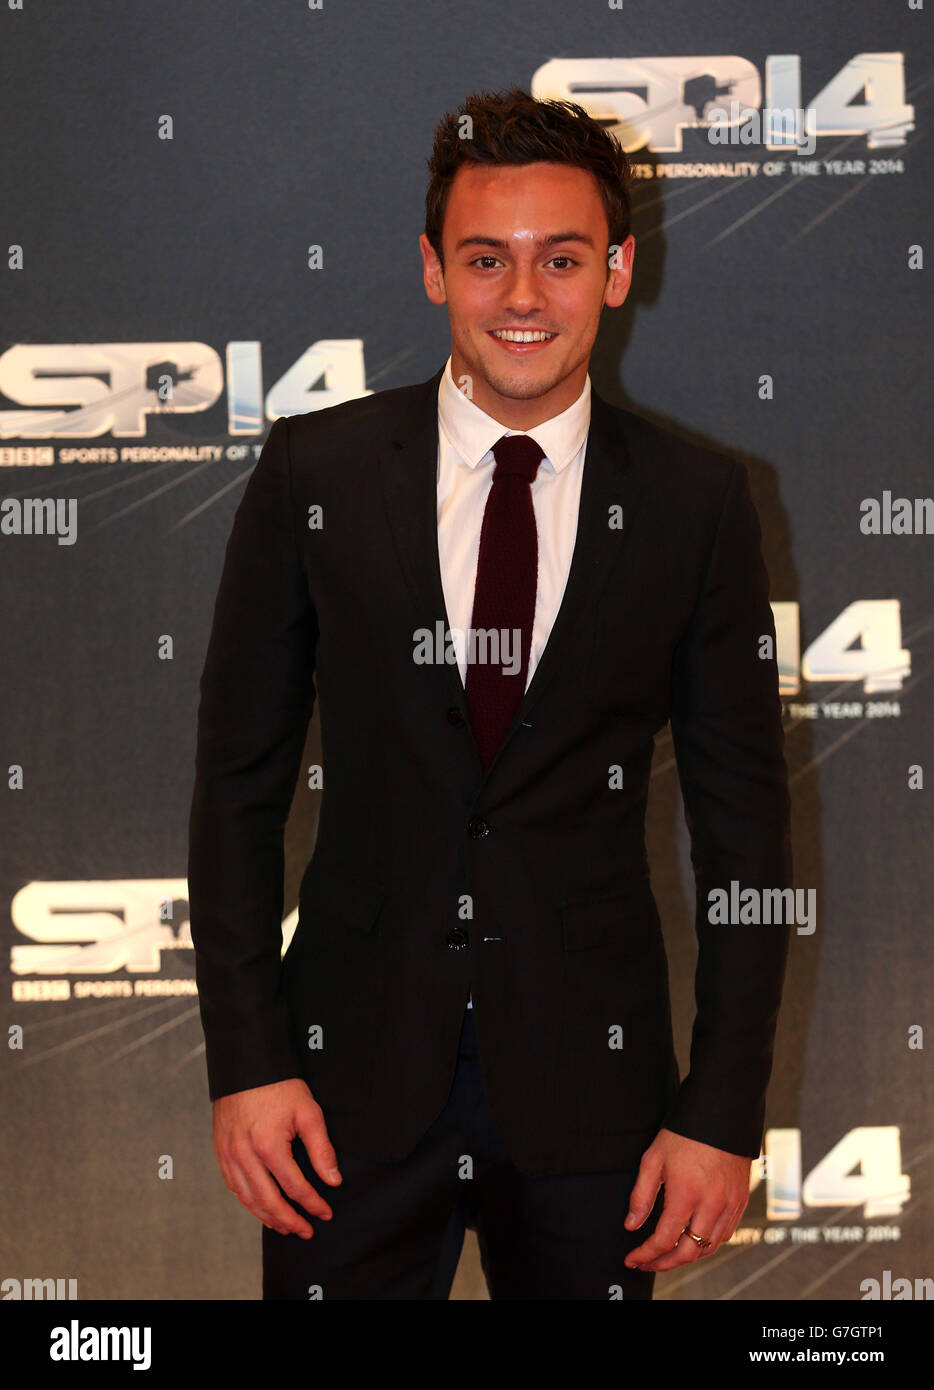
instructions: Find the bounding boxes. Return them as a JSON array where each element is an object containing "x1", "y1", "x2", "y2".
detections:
[{"x1": 187, "y1": 362, "x2": 793, "y2": 1178}]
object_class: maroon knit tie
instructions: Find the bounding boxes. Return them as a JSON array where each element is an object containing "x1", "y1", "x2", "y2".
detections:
[{"x1": 465, "y1": 433, "x2": 545, "y2": 770}]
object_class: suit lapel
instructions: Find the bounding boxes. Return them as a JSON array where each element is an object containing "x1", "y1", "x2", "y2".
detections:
[
  {"x1": 378, "y1": 364, "x2": 644, "y2": 783},
  {"x1": 378, "y1": 365, "x2": 467, "y2": 715}
]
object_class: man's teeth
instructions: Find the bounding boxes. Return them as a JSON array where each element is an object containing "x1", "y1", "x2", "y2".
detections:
[{"x1": 491, "y1": 329, "x2": 556, "y2": 343}]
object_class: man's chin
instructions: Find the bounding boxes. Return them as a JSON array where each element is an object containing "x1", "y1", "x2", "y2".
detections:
[{"x1": 477, "y1": 357, "x2": 565, "y2": 401}]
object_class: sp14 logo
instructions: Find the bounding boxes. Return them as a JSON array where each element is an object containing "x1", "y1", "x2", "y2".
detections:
[{"x1": 532, "y1": 54, "x2": 914, "y2": 152}]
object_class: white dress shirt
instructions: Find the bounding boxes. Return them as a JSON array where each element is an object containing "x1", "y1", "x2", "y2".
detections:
[{"x1": 436, "y1": 355, "x2": 592, "y2": 1006}]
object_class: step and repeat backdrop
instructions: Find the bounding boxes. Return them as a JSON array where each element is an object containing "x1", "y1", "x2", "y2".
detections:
[{"x1": 1, "y1": 1, "x2": 931, "y2": 1301}]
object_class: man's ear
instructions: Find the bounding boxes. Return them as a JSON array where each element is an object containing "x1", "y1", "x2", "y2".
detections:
[
  {"x1": 605, "y1": 234, "x2": 635, "y2": 309},
  {"x1": 420, "y1": 232, "x2": 448, "y2": 306}
]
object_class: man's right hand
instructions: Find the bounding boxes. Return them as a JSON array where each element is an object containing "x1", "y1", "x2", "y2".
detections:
[{"x1": 212, "y1": 1078, "x2": 342, "y2": 1239}]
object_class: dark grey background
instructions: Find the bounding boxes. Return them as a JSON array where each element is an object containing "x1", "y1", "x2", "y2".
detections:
[{"x1": 1, "y1": 0, "x2": 931, "y2": 1300}]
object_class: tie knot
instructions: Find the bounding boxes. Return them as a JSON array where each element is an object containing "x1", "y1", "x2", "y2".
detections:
[{"x1": 491, "y1": 432, "x2": 546, "y2": 484}]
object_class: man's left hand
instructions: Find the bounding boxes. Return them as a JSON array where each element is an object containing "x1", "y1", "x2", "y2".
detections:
[{"x1": 623, "y1": 1127, "x2": 751, "y2": 1271}]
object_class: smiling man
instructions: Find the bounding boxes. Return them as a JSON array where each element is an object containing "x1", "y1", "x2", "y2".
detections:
[{"x1": 188, "y1": 87, "x2": 793, "y2": 1300}]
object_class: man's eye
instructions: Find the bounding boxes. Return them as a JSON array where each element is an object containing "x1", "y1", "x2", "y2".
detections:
[
  {"x1": 472, "y1": 256, "x2": 501, "y2": 270},
  {"x1": 548, "y1": 256, "x2": 578, "y2": 269}
]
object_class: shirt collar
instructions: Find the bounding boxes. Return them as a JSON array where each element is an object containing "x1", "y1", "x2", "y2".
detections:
[{"x1": 437, "y1": 354, "x2": 591, "y2": 473}]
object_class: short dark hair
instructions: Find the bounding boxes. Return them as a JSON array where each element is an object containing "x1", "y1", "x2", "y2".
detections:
[{"x1": 424, "y1": 87, "x2": 632, "y2": 270}]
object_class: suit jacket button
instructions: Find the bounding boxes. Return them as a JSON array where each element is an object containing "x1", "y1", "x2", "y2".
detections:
[
  {"x1": 446, "y1": 707, "x2": 466, "y2": 726},
  {"x1": 467, "y1": 816, "x2": 490, "y2": 838},
  {"x1": 446, "y1": 927, "x2": 468, "y2": 949}
]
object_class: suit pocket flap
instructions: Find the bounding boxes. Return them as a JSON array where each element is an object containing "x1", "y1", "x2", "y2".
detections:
[{"x1": 560, "y1": 880, "x2": 656, "y2": 952}]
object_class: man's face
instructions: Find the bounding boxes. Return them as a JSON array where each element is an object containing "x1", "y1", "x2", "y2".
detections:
[{"x1": 420, "y1": 161, "x2": 634, "y2": 427}]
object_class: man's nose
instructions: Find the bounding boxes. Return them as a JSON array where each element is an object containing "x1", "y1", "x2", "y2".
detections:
[{"x1": 501, "y1": 265, "x2": 548, "y2": 313}]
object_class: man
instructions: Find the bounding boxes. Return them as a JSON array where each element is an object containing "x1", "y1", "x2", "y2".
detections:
[{"x1": 188, "y1": 88, "x2": 793, "y2": 1300}]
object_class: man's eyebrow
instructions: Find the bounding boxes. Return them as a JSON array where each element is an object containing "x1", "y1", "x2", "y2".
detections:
[{"x1": 453, "y1": 232, "x2": 596, "y2": 252}]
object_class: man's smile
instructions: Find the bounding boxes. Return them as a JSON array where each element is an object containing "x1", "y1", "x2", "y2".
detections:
[{"x1": 487, "y1": 327, "x2": 559, "y2": 352}]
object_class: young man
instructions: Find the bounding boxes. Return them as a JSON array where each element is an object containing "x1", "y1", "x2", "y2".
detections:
[{"x1": 188, "y1": 88, "x2": 793, "y2": 1300}]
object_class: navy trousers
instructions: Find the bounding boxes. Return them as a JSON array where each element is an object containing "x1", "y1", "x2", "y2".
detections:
[{"x1": 262, "y1": 1004, "x2": 664, "y2": 1299}]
